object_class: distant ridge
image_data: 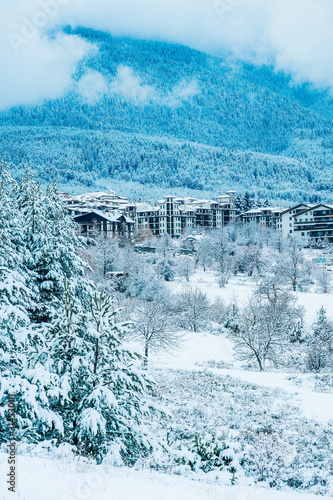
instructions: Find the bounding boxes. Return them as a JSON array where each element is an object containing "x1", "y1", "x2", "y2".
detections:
[{"x1": 1, "y1": 27, "x2": 333, "y2": 203}]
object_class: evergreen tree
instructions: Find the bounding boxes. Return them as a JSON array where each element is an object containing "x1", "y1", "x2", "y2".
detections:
[
  {"x1": 234, "y1": 195, "x2": 243, "y2": 215},
  {"x1": 307, "y1": 307, "x2": 333, "y2": 371},
  {"x1": 0, "y1": 159, "x2": 23, "y2": 270},
  {"x1": 15, "y1": 173, "x2": 88, "y2": 322},
  {"x1": 242, "y1": 192, "x2": 253, "y2": 212},
  {"x1": 0, "y1": 161, "x2": 59, "y2": 443},
  {"x1": 0, "y1": 265, "x2": 61, "y2": 444},
  {"x1": 45, "y1": 285, "x2": 160, "y2": 464}
]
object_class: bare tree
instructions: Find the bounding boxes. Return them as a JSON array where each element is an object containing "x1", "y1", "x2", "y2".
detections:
[
  {"x1": 200, "y1": 230, "x2": 234, "y2": 286},
  {"x1": 197, "y1": 236, "x2": 214, "y2": 271},
  {"x1": 315, "y1": 265, "x2": 332, "y2": 294},
  {"x1": 228, "y1": 280, "x2": 303, "y2": 371},
  {"x1": 176, "y1": 288, "x2": 210, "y2": 332},
  {"x1": 210, "y1": 297, "x2": 229, "y2": 327},
  {"x1": 120, "y1": 248, "x2": 168, "y2": 301},
  {"x1": 237, "y1": 244, "x2": 267, "y2": 277},
  {"x1": 155, "y1": 234, "x2": 175, "y2": 259},
  {"x1": 83, "y1": 233, "x2": 121, "y2": 292},
  {"x1": 278, "y1": 239, "x2": 304, "y2": 291},
  {"x1": 127, "y1": 300, "x2": 184, "y2": 367},
  {"x1": 176, "y1": 255, "x2": 195, "y2": 282}
]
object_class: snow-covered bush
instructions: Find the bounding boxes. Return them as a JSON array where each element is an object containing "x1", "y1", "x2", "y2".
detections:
[
  {"x1": 176, "y1": 434, "x2": 238, "y2": 478},
  {"x1": 241, "y1": 429, "x2": 295, "y2": 487}
]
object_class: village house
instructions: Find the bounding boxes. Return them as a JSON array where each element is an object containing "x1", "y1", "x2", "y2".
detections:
[{"x1": 279, "y1": 204, "x2": 314, "y2": 238}]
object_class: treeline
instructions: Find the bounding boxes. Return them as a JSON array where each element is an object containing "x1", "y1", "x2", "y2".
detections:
[{"x1": 0, "y1": 126, "x2": 329, "y2": 204}]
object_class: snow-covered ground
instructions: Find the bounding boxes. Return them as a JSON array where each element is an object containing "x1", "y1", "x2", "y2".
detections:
[
  {"x1": 2, "y1": 270, "x2": 333, "y2": 500},
  {"x1": 150, "y1": 331, "x2": 333, "y2": 423},
  {"x1": 0, "y1": 453, "x2": 326, "y2": 500},
  {"x1": 161, "y1": 271, "x2": 333, "y2": 423},
  {"x1": 167, "y1": 271, "x2": 256, "y2": 307},
  {"x1": 167, "y1": 270, "x2": 333, "y2": 327}
]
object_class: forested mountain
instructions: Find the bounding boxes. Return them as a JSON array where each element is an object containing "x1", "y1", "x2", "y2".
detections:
[{"x1": 1, "y1": 27, "x2": 333, "y2": 202}]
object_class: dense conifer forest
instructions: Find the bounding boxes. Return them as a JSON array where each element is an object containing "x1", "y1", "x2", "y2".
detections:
[{"x1": 1, "y1": 28, "x2": 333, "y2": 203}]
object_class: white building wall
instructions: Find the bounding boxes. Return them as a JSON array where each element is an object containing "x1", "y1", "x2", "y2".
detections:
[{"x1": 281, "y1": 211, "x2": 295, "y2": 238}]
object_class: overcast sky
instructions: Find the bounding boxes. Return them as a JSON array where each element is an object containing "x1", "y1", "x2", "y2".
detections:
[{"x1": 1, "y1": 0, "x2": 333, "y2": 109}]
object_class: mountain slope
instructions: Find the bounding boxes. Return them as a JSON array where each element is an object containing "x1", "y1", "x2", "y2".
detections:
[{"x1": 1, "y1": 27, "x2": 333, "y2": 202}]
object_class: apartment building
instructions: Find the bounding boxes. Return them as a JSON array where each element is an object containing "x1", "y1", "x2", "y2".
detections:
[
  {"x1": 291, "y1": 204, "x2": 333, "y2": 241},
  {"x1": 279, "y1": 204, "x2": 313, "y2": 238},
  {"x1": 63, "y1": 190, "x2": 236, "y2": 238},
  {"x1": 73, "y1": 210, "x2": 135, "y2": 239},
  {"x1": 239, "y1": 207, "x2": 283, "y2": 229}
]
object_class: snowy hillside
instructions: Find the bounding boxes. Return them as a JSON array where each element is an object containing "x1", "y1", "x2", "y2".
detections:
[
  {"x1": 1, "y1": 176, "x2": 333, "y2": 498},
  {"x1": 2, "y1": 267, "x2": 333, "y2": 499}
]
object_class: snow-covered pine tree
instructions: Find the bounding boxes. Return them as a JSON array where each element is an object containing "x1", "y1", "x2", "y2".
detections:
[
  {"x1": 39, "y1": 182, "x2": 90, "y2": 312},
  {"x1": 234, "y1": 195, "x2": 242, "y2": 215},
  {"x1": 307, "y1": 307, "x2": 333, "y2": 371},
  {"x1": 242, "y1": 191, "x2": 253, "y2": 212},
  {"x1": 0, "y1": 264, "x2": 64, "y2": 444},
  {"x1": 14, "y1": 169, "x2": 49, "y2": 322},
  {"x1": 0, "y1": 161, "x2": 63, "y2": 444},
  {"x1": 0, "y1": 159, "x2": 24, "y2": 271},
  {"x1": 15, "y1": 173, "x2": 88, "y2": 322},
  {"x1": 46, "y1": 284, "x2": 161, "y2": 464},
  {"x1": 0, "y1": 159, "x2": 32, "y2": 388}
]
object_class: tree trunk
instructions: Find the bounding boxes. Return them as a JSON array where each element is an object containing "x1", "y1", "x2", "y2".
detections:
[
  {"x1": 93, "y1": 338, "x2": 99, "y2": 386},
  {"x1": 144, "y1": 343, "x2": 149, "y2": 368},
  {"x1": 255, "y1": 353, "x2": 264, "y2": 372}
]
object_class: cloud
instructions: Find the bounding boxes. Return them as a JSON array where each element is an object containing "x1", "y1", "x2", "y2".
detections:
[
  {"x1": 168, "y1": 80, "x2": 200, "y2": 105},
  {"x1": 2, "y1": 0, "x2": 333, "y2": 110},
  {"x1": 107, "y1": 66, "x2": 199, "y2": 106},
  {"x1": 0, "y1": 0, "x2": 92, "y2": 110},
  {"x1": 78, "y1": 65, "x2": 199, "y2": 106},
  {"x1": 62, "y1": 0, "x2": 333, "y2": 91},
  {"x1": 66, "y1": 0, "x2": 333, "y2": 90},
  {"x1": 77, "y1": 70, "x2": 108, "y2": 103},
  {"x1": 109, "y1": 66, "x2": 157, "y2": 103},
  {"x1": 208, "y1": 0, "x2": 333, "y2": 89}
]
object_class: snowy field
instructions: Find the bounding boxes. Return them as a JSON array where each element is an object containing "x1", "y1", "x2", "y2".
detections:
[
  {"x1": 166, "y1": 270, "x2": 333, "y2": 327},
  {"x1": 0, "y1": 453, "x2": 325, "y2": 500},
  {"x1": 1, "y1": 271, "x2": 333, "y2": 500}
]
